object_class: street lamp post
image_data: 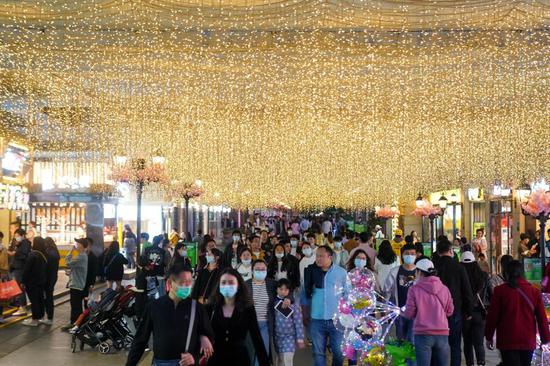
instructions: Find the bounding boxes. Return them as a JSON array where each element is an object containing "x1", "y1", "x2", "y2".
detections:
[{"x1": 449, "y1": 193, "x2": 459, "y2": 241}]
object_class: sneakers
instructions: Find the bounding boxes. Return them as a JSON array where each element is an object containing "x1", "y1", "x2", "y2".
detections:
[
  {"x1": 39, "y1": 319, "x2": 53, "y2": 325},
  {"x1": 12, "y1": 308, "x2": 27, "y2": 316},
  {"x1": 22, "y1": 319, "x2": 39, "y2": 327},
  {"x1": 61, "y1": 323, "x2": 74, "y2": 332}
]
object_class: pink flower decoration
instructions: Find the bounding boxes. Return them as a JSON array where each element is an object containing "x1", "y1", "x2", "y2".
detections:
[
  {"x1": 521, "y1": 189, "x2": 550, "y2": 218},
  {"x1": 110, "y1": 163, "x2": 168, "y2": 186},
  {"x1": 172, "y1": 182, "x2": 205, "y2": 200},
  {"x1": 375, "y1": 205, "x2": 399, "y2": 219},
  {"x1": 411, "y1": 201, "x2": 443, "y2": 217}
]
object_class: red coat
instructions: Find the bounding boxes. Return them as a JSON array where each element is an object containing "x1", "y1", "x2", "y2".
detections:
[{"x1": 485, "y1": 278, "x2": 550, "y2": 350}]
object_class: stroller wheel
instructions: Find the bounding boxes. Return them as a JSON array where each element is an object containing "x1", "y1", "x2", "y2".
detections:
[
  {"x1": 98, "y1": 342, "x2": 110, "y2": 354},
  {"x1": 79, "y1": 340, "x2": 85, "y2": 351},
  {"x1": 71, "y1": 336, "x2": 77, "y2": 353},
  {"x1": 114, "y1": 339, "x2": 124, "y2": 350}
]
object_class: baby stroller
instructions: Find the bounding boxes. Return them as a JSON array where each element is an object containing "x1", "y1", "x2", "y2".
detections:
[{"x1": 71, "y1": 286, "x2": 138, "y2": 354}]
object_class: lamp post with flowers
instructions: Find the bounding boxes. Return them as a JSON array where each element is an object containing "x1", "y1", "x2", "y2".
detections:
[
  {"x1": 110, "y1": 156, "x2": 167, "y2": 258},
  {"x1": 169, "y1": 180, "x2": 205, "y2": 237},
  {"x1": 521, "y1": 188, "x2": 550, "y2": 272}
]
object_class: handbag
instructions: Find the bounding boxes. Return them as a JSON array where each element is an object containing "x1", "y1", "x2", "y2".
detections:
[{"x1": 0, "y1": 280, "x2": 22, "y2": 302}]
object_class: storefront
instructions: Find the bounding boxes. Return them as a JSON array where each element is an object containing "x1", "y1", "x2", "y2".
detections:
[
  {"x1": 429, "y1": 189, "x2": 463, "y2": 240},
  {"x1": 26, "y1": 192, "x2": 118, "y2": 265}
]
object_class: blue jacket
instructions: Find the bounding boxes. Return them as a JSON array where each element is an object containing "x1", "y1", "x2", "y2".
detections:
[{"x1": 304, "y1": 263, "x2": 347, "y2": 320}]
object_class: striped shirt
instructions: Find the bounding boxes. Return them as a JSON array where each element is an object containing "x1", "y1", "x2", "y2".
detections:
[{"x1": 252, "y1": 282, "x2": 270, "y2": 321}]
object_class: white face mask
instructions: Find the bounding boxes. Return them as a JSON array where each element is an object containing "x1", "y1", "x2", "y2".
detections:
[
  {"x1": 15, "y1": 236, "x2": 23, "y2": 243},
  {"x1": 302, "y1": 248, "x2": 313, "y2": 257},
  {"x1": 275, "y1": 253, "x2": 284, "y2": 259}
]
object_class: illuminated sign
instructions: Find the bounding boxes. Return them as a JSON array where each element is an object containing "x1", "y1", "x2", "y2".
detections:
[{"x1": 0, "y1": 183, "x2": 29, "y2": 210}]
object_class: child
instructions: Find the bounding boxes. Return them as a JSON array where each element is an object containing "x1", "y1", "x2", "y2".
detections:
[
  {"x1": 274, "y1": 278, "x2": 304, "y2": 366},
  {"x1": 403, "y1": 259, "x2": 454, "y2": 366}
]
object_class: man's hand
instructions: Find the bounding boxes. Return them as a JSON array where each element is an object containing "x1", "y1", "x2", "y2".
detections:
[
  {"x1": 200, "y1": 335, "x2": 214, "y2": 359},
  {"x1": 179, "y1": 353, "x2": 195, "y2": 366},
  {"x1": 281, "y1": 298, "x2": 291, "y2": 309},
  {"x1": 297, "y1": 340, "x2": 305, "y2": 349}
]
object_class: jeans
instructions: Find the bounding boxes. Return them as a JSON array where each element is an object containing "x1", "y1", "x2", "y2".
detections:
[
  {"x1": 500, "y1": 350, "x2": 534, "y2": 366},
  {"x1": 463, "y1": 311, "x2": 485, "y2": 365},
  {"x1": 448, "y1": 309, "x2": 463, "y2": 366},
  {"x1": 126, "y1": 251, "x2": 135, "y2": 269},
  {"x1": 414, "y1": 335, "x2": 450, "y2": 366},
  {"x1": 11, "y1": 269, "x2": 27, "y2": 307},
  {"x1": 255, "y1": 320, "x2": 270, "y2": 366},
  {"x1": 69, "y1": 288, "x2": 85, "y2": 323},
  {"x1": 26, "y1": 284, "x2": 45, "y2": 320},
  {"x1": 310, "y1": 319, "x2": 344, "y2": 366},
  {"x1": 395, "y1": 316, "x2": 416, "y2": 366}
]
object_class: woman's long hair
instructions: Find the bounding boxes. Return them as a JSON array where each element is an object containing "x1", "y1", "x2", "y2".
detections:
[
  {"x1": 377, "y1": 240, "x2": 397, "y2": 265},
  {"x1": 32, "y1": 236, "x2": 47, "y2": 256},
  {"x1": 505, "y1": 260, "x2": 524, "y2": 289},
  {"x1": 267, "y1": 243, "x2": 290, "y2": 276},
  {"x1": 109, "y1": 241, "x2": 120, "y2": 255},
  {"x1": 461, "y1": 261, "x2": 487, "y2": 294},
  {"x1": 44, "y1": 237, "x2": 60, "y2": 259},
  {"x1": 208, "y1": 267, "x2": 253, "y2": 310}
]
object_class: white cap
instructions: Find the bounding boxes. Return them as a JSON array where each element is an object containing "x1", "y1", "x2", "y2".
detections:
[
  {"x1": 461, "y1": 251, "x2": 476, "y2": 263},
  {"x1": 375, "y1": 225, "x2": 382, "y2": 230},
  {"x1": 416, "y1": 258, "x2": 435, "y2": 273}
]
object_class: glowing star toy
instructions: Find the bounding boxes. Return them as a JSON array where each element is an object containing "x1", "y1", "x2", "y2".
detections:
[{"x1": 334, "y1": 268, "x2": 407, "y2": 366}]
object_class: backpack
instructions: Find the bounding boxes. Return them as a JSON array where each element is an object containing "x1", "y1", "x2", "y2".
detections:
[{"x1": 476, "y1": 277, "x2": 491, "y2": 316}]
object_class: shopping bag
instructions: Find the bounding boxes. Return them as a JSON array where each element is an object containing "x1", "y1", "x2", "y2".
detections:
[{"x1": 0, "y1": 280, "x2": 22, "y2": 302}]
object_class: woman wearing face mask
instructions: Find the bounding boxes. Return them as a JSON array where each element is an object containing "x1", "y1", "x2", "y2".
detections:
[
  {"x1": 126, "y1": 261, "x2": 214, "y2": 366},
  {"x1": 236, "y1": 248, "x2": 253, "y2": 281},
  {"x1": 207, "y1": 268, "x2": 270, "y2": 366},
  {"x1": 347, "y1": 249, "x2": 374, "y2": 272},
  {"x1": 169, "y1": 242, "x2": 192, "y2": 270},
  {"x1": 192, "y1": 248, "x2": 222, "y2": 304},
  {"x1": 223, "y1": 230, "x2": 245, "y2": 269},
  {"x1": 332, "y1": 235, "x2": 349, "y2": 269},
  {"x1": 267, "y1": 243, "x2": 300, "y2": 291}
]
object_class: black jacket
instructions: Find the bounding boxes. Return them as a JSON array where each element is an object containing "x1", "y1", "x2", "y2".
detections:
[
  {"x1": 222, "y1": 243, "x2": 245, "y2": 269},
  {"x1": 10, "y1": 239, "x2": 31, "y2": 271},
  {"x1": 104, "y1": 252, "x2": 128, "y2": 281},
  {"x1": 267, "y1": 254, "x2": 300, "y2": 290},
  {"x1": 45, "y1": 248, "x2": 60, "y2": 290},
  {"x1": 22, "y1": 250, "x2": 47, "y2": 287},
  {"x1": 434, "y1": 255, "x2": 474, "y2": 317},
  {"x1": 191, "y1": 267, "x2": 221, "y2": 303},
  {"x1": 206, "y1": 304, "x2": 270, "y2": 366},
  {"x1": 127, "y1": 296, "x2": 214, "y2": 366}
]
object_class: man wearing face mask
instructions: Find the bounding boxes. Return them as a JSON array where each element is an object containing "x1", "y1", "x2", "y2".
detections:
[
  {"x1": 8, "y1": 228, "x2": 32, "y2": 316},
  {"x1": 332, "y1": 236, "x2": 349, "y2": 269},
  {"x1": 382, "y1": 243, "x2": 418, "y2": 351},
  {"x1": 127, "y1": 262, "x2": 214, "y2": 366}
]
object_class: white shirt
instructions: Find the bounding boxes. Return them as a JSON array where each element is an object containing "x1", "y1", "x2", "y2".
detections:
[
  {"x1": 276, "y1": 261, "x2": 288, "y2": 280},
  {"x1": 236, "y1": 263, "x2": 252, "y2": 282},
  {"x1": 321, "y1": 220, "x2": 333, "y2": 235},
  {"x1": 299, "y1": 255, "x2": 316, "y2": 283},
  {"x1": 374, "y1": 258, "x2": 400, "y2": 290}
]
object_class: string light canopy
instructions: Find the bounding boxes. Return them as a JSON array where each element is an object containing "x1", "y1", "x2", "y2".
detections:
[{"x1": 0, "y1": 1, "x2": 549, "y2": 209}]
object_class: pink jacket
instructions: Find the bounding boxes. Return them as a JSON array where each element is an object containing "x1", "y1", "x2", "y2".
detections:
[{"x1": 403, "y1": 276, "x2": 454, "y2": 336}]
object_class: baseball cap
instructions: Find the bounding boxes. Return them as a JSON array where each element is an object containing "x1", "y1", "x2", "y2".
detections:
[
  {"x1": 416, "y1": 258, "x2": 435, "y2": 273},
  {"x1": 461, "y1": 251, "x2": 476, "y2": 263},
  {"x1": 394, "y1": 229, "x2": 403, "y2": 237}
]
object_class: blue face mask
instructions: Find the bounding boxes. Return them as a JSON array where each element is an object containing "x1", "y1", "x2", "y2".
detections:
[
  {"x1": 241, "y1": 259, "x2": 252, "y2": 265},
  {"x1": 220, "y1": 285, "x2": 238, "y2": 298},
  {"x1": 354, "y1": 258, "x2": 367, "y2": 269},
  {"x1": 403, "y1": 255, "x2": 416, "y2": 265},
  {"x1": 175, "y1": 285, "x2": 192, "y2": 299},
  {"x1": 253, "y1": 270, "x2": 267, "y2": 281}
]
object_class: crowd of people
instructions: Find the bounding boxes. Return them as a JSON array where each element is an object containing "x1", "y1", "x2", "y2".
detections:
[
  {"x1": 2, "y1": 213, "x2": 549, "y2": 366},
  {"x1": 122, "y1": 213, "x2": 550, "y2": 366}
]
